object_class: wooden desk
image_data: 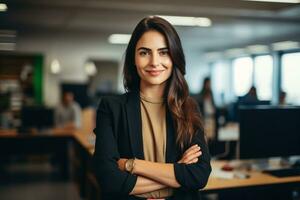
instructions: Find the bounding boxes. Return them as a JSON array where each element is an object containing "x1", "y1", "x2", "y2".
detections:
[
  {"x1": 0, "y1": 129, "x2": 74, "y2": 179},
  {"x1": 205, "y1": 161, "x2": 300, "y2": 193}
]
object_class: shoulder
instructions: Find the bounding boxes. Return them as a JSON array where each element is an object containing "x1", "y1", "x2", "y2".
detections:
[
  {"x1": 97, "y1": 92, "x2": 134, "y2": 112},
  {"x1": 100, "y1": 93, "x2": 129, "y2": 106}
]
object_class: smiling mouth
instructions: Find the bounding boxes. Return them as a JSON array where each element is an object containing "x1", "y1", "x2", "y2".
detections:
[{"x1": 145, "y1": 70, "x2": 164, "y2": 76}]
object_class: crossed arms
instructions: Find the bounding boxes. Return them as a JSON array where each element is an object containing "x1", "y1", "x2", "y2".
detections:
[
  {"x1": 93, "y1": 98, "x2": 211, "y2": 195},
  {"x1": 117, "y1": 144, "x2": 202, "y2": 195}
]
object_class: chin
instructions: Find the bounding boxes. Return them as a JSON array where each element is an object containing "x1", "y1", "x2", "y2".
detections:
[{"x1": 143, "y1": 77, "x2": 169, "y2": 86}]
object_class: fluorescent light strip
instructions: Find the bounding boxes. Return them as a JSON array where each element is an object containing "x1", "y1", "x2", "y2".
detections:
[
  {"x1": 158, "y1": 15, "x2": 212, "y2": 27},
  {"x1": 246, "y1": 45, "x2": 269, "y2": 53},
  {"x1": 243, "y1": 0, "x2": 300, "y2": 3},
  {"x1": 0, "y1": 3, "x2": 7, "y2": 12},
  {"x1": 272, "y1": 41, "x2": 300, "y2": 51},
  {"x1": 224, "y1": 48, "x2": 246, "y2": 57},
  {"x1": 108, "y1": 34, "x2": 131, "y2": 44}
]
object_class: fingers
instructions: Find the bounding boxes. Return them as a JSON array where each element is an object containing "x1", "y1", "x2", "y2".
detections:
[
  {"x1": 187, "y1": 158, "x2": 198, "y2": 164},
  {"x1": 183, "y1": 151, "x2": 202, "y2": 164},
  {"x1": 186, "y1": 152, "x2": 202, "y2": 164},
  {"x1": 182, "y1": 145, "x2": 197, "y2": 158},
  {"x1": 183, "y1": 145, "x2": 201, "y2": 158},
  {"x1": 179, "y1": 144, "x2": 202, "y2": 164}
]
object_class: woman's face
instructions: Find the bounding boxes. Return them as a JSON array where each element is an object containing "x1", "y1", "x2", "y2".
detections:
[{"x1": 135, "y1": 30, "x2": 173, "y2": 89}]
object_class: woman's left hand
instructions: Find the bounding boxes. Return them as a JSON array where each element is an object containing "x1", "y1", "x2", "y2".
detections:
[
  {"x1": 117, "y1": 158, "x2": 128, "y2": 171},
  {"x1": 178, "y1": 144, "x2": 202, "y2": 164}
]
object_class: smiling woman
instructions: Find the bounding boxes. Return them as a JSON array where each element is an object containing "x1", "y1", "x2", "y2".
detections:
[
  {"x1": 135, "y1": 30, "x2": 173, "y2": 95},
  {"x1": 93, "y1": 16, "x2": 211, "y2": 200}
]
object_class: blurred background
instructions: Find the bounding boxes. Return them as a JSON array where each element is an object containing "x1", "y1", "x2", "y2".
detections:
[{"x1": 0, "y1": 0, "x2": 300, "y2": 200}]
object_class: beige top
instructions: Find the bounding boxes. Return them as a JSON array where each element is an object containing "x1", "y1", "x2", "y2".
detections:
[{"x1": 136, "y1": 93, "x2": 173, "y2": 198}]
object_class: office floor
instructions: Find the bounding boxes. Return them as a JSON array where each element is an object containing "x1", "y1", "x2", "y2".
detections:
[{"x1": 0, "y1": 159, "x2": 81, "y2": 200}]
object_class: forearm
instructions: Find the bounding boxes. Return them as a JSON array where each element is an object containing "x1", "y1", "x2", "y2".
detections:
[
  {"x1": 133, "y1": 159, "x2": 181, "y2": 188},
  {"x1": 130, "y1": 176, "x2": 167, "y2": 195}
]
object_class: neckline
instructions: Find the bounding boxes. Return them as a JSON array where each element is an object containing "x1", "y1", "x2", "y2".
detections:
[{"x1": 140, "y1": 92, "x2": 164, "y2": 104}]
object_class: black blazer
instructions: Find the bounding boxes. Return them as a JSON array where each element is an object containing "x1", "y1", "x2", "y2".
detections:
[{"x1": 93, "y1": 91, "x2": 211, "y2": 200}]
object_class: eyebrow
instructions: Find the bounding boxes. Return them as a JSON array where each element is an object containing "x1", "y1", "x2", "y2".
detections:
[{"x1": 137, "y1": 47, "x2": 168, "y2": 51}]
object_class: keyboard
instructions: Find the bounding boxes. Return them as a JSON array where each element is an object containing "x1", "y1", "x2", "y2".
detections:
[{"x1": 263, "y1": 168, "x2": 300, "y2": 177}]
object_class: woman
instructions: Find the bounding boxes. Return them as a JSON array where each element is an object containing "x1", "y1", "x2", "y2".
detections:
[
  {"x1": 195, "y1": 77, "x2": 216, "y2": 140},
  {"x1": 93, "y1": 16, "x2": 211, "y2": 200}
]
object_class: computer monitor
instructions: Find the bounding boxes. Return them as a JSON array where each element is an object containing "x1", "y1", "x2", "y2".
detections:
[
  {"x1": 238, "y1": 106, "x2": 300, "y2": 159},
  {"x1": 21, "y1": 106, "x2": 54, "y2": 129}
]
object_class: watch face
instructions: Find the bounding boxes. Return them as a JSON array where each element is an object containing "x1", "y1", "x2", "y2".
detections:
[{"x1": 125, "y1": 159, "x2": 132, "y2": 171}]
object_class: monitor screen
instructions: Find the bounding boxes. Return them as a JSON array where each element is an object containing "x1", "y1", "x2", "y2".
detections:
[
  {"x1": 239, "y1": 106, "x2": 300, "y2": 159},
  {"x1": 21, "y1": 106, "x2": 54, "y2": 129}
]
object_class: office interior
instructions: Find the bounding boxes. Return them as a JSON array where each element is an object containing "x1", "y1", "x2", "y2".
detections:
[{"x1": 0, "y1": 0, "x2": 300, "y2": 200}]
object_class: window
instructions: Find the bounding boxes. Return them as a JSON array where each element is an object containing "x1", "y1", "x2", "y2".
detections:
[
  {"x1": 211, "y1": 61, "x2": 231, "y2": 105},
  {"x1": 232, "y1": 57, "x2": 253, "y2": 97},
  {"x1": 254, "y1": 55, "x2": 273, "y2": 100},
  {"x1": 281, "y1": 52, "x2": 300, "y2": 105}
]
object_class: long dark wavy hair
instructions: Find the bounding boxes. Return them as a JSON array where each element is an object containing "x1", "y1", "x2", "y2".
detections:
[{"x1": 123, "y1": 16, "x2": 204, "y2": 149}]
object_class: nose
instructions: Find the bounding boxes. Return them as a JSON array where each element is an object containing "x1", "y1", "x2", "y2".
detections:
[{"x1": 150, "y1": 52, "x2": 160, "y2": 67}]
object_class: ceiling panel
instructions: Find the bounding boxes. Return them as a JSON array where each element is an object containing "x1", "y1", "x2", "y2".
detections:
[{"x1": 1, "y1": 0, "x2": 300, "y2": 52}]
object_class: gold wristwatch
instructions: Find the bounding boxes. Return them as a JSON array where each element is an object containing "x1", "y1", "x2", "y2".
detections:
[{"x1": 125, "y1": 158, "x2": 135, "y2": 173}]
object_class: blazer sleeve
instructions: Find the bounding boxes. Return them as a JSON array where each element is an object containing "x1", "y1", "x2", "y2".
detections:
[
  {"x1": 92, "y1": 98, "x2": 137, "y2": 195},
  {"x1": 173, "y1": 128, "x2": 212, "y2": 191}
]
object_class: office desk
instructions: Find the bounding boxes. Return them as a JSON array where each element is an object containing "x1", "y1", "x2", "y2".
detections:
[
  {"x1": 217, "y1": 123, "x2": 239, "y2": 141},
  {"x1": 205, "y1": 161, "x2": 300, "y2": 193},
  {"x1": 0, "y1": 129, "x2": 74, "y2": 179}
]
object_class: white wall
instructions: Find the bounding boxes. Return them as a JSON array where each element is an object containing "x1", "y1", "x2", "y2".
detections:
[{"x1": 16, "y1": 31, "x2": 126, "y2": 106}]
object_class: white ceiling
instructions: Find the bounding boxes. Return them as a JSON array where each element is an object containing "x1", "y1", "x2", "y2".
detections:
[{"x1": 1, "y1": 0, "x2": 300, "y2": 52}]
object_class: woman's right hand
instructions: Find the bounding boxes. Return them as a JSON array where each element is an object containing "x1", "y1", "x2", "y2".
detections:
[{"x1": 178, "y1": 144, "x2": 202, "y2": 164}]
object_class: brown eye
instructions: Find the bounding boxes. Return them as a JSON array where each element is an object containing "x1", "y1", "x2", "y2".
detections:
[
  {"x1": 159, "y1": 50, "x2": 169, "y2": 56},
  {"x1": 139, "y1": 51, "x2": 149, "y2": 56}
]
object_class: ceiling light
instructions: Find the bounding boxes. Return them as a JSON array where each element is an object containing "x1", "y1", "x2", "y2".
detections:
[
  {"x1": 85, "y1": 61, "x2": 97, "y2": 76},
  {"x1": 0, "y1": 3, "x2": 7, "y2": 12},
  {"x1": 243, "y1": 0, "x2": 300, "y2": 3},
  {"x1": 246, "y1": 45, "x2": 269, "y2": 54},
  {"x1": 108, "y1": 34, "x2": 131, "y2": 44},
  {"x1": 50, "y1": 59, "x2": 61, "y2": 74},
  {"x1": 158, "y1": 15, "x2": 212, "y2": 27},
  {"x1": 224, "y1": 48, "x2": 246, "y2": 57},
  {"x1": 272, "y1": 41, "x2": 300, "y2": 51}
]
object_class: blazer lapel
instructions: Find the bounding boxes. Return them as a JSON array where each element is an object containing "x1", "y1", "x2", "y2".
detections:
[
  {"x1": 125, "y1": 91, "x2": 144, "y2": 159},
  {"x1": 166, "y1": 109, "x2": 178, "y2": 163}
]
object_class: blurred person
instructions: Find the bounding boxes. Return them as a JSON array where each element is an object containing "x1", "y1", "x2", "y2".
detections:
[
  {"x1": 20, "y1": 68, "x2": 35, "y2": 106},
  {"x1": 93, "y1": 16, "x2": 211, "y2": 200},
  {"x1": 195, "y1": 77, "x2": 216, "y2": 140},
  {"x1": 240, "y1": 86, "x2": 259, "y2": 105},
  {"x1": 279, "y1": 90, "x2": 287, "y2": 105},
  {"x1": 0, "y1": 92, "x2": 13, "y2": 129},
  {"x1": 55, "y1": 91, "x2": 81, "y2": 129}
]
